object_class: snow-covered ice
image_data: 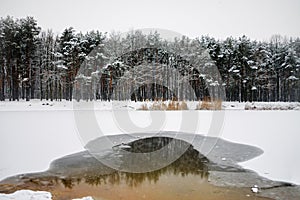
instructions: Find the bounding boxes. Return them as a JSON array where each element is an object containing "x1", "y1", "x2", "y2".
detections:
[
  {"x1": 72, "y1": 197, "x2": 94, "y2": 200},
  {"x1": 0, "y1": 100, "x2": 299, "y2": 186},
  {"x1": 222, "y1": 110, "x2": 300, "y2": 185},
  {"x1": 251, "y1": 185, "x2": 259, "y2": 193}
]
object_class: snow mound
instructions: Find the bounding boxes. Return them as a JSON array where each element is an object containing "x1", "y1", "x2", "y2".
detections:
[{"x1": 0, "y1": 190, "x2": 51, "y2": 200}]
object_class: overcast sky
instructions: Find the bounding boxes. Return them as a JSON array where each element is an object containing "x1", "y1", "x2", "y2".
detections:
[{"x1": 1, "y1": 0, "x2": 299, "y2": 41}]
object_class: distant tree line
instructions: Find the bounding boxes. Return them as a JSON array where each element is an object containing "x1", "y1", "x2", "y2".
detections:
[{"x1": 0, "y1": 16, "x2": 299, "y2": 102}]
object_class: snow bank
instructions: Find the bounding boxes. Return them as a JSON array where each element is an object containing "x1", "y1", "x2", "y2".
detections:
[
  {"x1": 0, "y1": 190, "x2": 94, "y2": 200},
  {"x1": 0, "y1": 99, "x2": 72, "y2": 111},
  {"x1": 244, "y1": 102, "x2": 300, "y2": 110},
  {"x1": 0, "y1": 190, "x2": 51, "y2": 200}
]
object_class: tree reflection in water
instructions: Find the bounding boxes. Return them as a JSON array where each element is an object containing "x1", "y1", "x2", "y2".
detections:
[{"x1": 61, "y1": 137, "x2": 210, "y2": 189}]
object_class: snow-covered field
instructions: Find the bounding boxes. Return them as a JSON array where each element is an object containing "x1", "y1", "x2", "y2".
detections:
[{"x1": 0, "y1": 100, "x2": 299, "y2": 199}]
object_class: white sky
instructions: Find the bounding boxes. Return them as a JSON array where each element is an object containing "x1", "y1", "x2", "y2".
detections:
[{"x1": 0, "y1": 0, "x2": 299, "y2": 41}]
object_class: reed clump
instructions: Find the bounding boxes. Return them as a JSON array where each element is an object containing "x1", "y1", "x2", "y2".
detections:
[{"x1": 196, "y1": 97, "x2": 222, "y2": 110}]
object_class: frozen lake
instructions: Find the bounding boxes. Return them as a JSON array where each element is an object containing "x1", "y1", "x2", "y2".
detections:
[{"x1": 0, "y1": 107, "x2": 299, "y2": 185}]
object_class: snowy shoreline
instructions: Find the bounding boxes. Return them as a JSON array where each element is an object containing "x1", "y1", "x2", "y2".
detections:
[{"x1": 0, "y1": 100, "x2": 299, "y2": 111}]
